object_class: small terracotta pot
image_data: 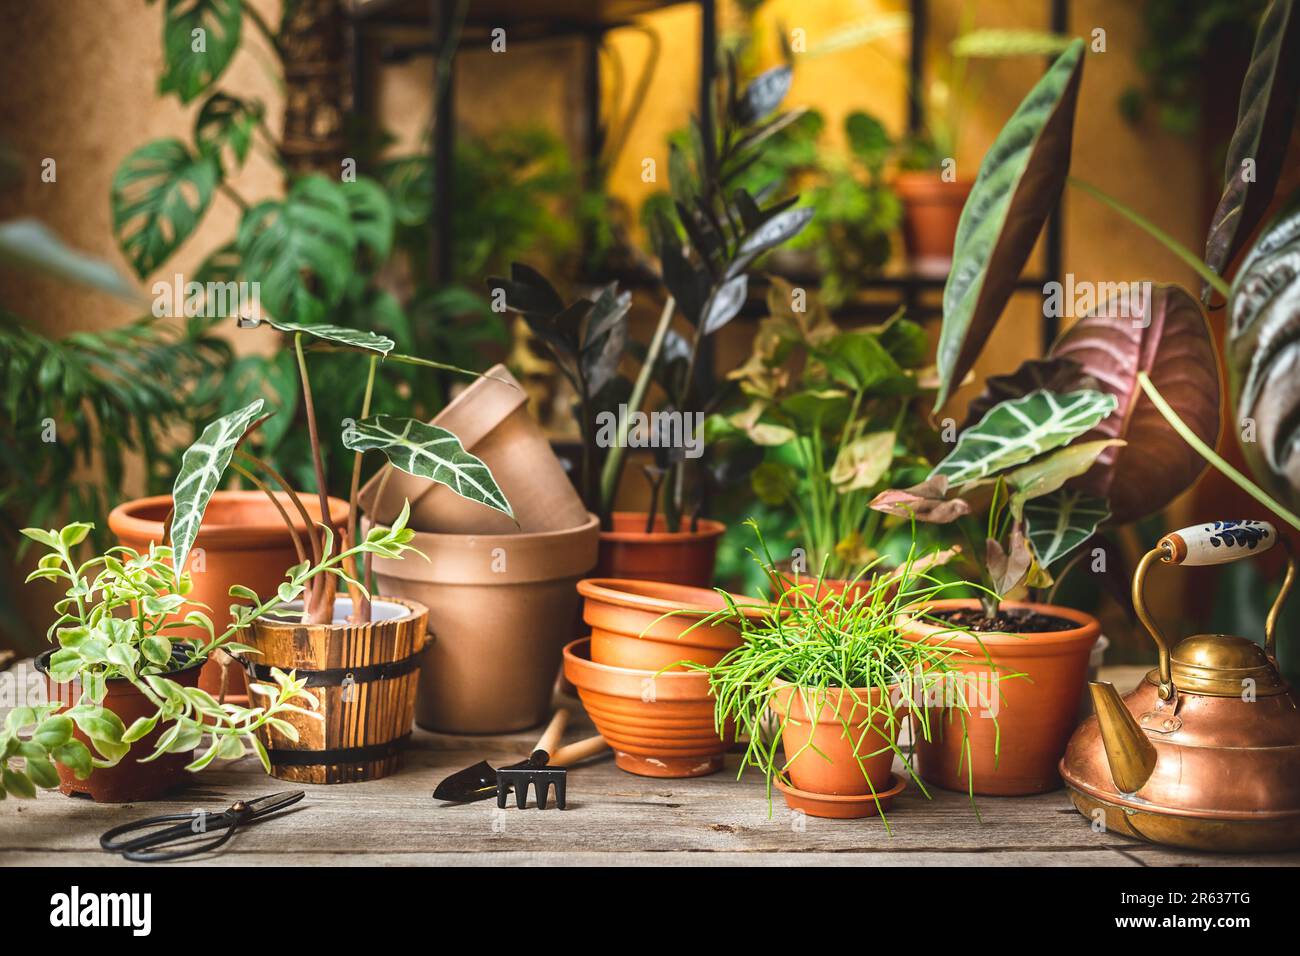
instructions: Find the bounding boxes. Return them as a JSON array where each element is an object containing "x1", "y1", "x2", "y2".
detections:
[
  {"x1": 36, "y1": 650, "x2": 204, "y2": 803},
  {"x1": 563, "y1": 638, "x2": 727, "y2": 778},
  {"x1": 108, "y1": 490, "x2": 348, "y2": 702},
  {"x1": 597, "y1": 512, "x2": 725, "y2": 588},
  {"x1": 359, "y1": 364, "x2": 589, "y2": 535},
  {"x1": 894, "y1": 173, "x2": 974, "y2": 277},
  {"x1": 771, "y1": 680, "x2": 901, "y2": 796},
  {"x1": 577, "y1": 578, "x2": 766, "y2": 671},
  {"x1": 899, "y1": 598, "x2": 1100, "y2": 795},
  {"x1": 770, "y1": 567, "x2": 876, "y2": 607},
  {"x1": 369, "y1": 514, "x2": 599, "y2": 734},
  {"x1": 246, "y1": 596, "x2": 427, "y2": 784}
]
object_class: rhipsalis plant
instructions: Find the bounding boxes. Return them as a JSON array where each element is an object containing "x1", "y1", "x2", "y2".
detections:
[{"x1": 1, "y1": 509, "x2": 421, "y2": 800}]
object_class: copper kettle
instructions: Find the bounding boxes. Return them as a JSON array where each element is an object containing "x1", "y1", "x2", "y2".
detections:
[{"x1": 1061, "y1": 520, "x2": 1300, "y2": 852}]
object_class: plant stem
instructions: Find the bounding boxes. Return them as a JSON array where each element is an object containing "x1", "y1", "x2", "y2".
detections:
[
  {"x1": 230, "y1": 461, "x2": 308, "y2": 566},
  {"x1": 244, "y1": 2, "x2": 284, "y2": 57},
  {"x1": 347, "y1": 355, "x2": 378, "y2": 623},
  {"x1": 236, "y1": 450, "x2": 323, "y2": 568},
  {"x1": 218, "y1": 182, "x2": 250, "y2": 213},
  {"x1": 1136, "y1": 372, "x2": 1300, "y2": 532},
  {"x1": 295, "y1": 332, "x2": 335, "y2": 623},
  {"x1": 598, "y1": 294, "x2": 676, "y2": 522},
  {"x1": 1067, "y1": 176, "x2": 1231, "y2": 299}
]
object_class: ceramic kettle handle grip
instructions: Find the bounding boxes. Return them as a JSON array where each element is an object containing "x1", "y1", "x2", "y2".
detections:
[{"x1": 1158, "y1": 521, "x2": 1277, "y2": 566}]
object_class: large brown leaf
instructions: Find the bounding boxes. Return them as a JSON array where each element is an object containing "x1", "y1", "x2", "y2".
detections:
[
  {"x1": 1203, "y1": 0, "x2": 1300, "y2": 292},
  {"x1": 934, "y1": 39, "x2": 1085, "y2": 408},
  {"x1": 1049, "y1": 283, "x2": 1220, "y2": 524}
]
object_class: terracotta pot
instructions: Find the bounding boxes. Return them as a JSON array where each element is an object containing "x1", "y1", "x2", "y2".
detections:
[
  {"x1": 36, "y1": 650, "x2": 204, "y2": 803},
  {"x1": 108, "y1": 490, "x2": 348, "y2": 703},
  {"x1": 369, "y1": 513, "x2": 599, "y2": 734},
  {"x1": 578, "y1": 578, "x2": 766, "y2": 671},
  {"x1": 771, "y1": 680, "x2": 901, "y2": 796},
  {"x1": 563, "y1": 638, "x2": 727, "y2": 778},
  {"x1": 894, "y1": 173, "x2": 974, "y2": 277},
  {"x1": 246, "y1": 596, "x2": 427, "y2": 784},
  {"x1": 597, "y1": 512, "x2": 725, "y2": 588},
  {"x1": 359, "y1": 364, "x2": 589, "y2": 535},
  {"x1": 899, "y1": 598, "x2": 1100, "y2": 795},
  {"x1": 770, "y1": 567, "x2": 876, "y2": 607}
]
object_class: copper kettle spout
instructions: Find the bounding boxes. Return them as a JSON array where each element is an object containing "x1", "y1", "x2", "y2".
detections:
[{"x1": 1089, "y1": 681, "x2": 1157, "y2": 794}]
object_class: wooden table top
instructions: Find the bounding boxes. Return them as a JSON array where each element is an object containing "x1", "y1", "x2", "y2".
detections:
[{"x1": 3, "y1": 662, "x2": 1296, "y2": 866}]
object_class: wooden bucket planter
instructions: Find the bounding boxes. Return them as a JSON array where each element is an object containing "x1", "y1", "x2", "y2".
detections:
[{"x1": 245, "y1": 596, "x2": 428, "y2": 785}]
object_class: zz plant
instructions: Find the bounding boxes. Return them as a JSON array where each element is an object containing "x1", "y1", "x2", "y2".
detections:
[
  {"x1": 489, "y1": 60, "x2": 812, "y2": 529},
  {"x1": 0, "y1": 507, "x2": 421, "y2": 800}
]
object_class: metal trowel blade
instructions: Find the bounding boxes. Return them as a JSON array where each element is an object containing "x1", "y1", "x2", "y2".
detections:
[{"x1": 433, "y1": 759, "x2": 499, "y2": 803}]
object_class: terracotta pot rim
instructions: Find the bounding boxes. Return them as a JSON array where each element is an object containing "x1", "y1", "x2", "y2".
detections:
[
  {"x1": 892, "y1": 171, "x2": 976, "y2": 190},
  {"x1": 774, "y1": 771, "x2": 907, "y2": 803},
  {"x1": 898, "y1": 598, "x2": 1100, "y2": 650},
  {"x1": 108, "y1": 491, "x2": 349, "y2": 550},
  {"x1": 577, "y1": 577, "x2": 767, "y2": 620},
  {"x1": 564, "y1": 638, "x2": 714, "y2": 697},
  {"x1": 770, "y1": 677, "x2": 899, "y2": 721},
  {"x1": 35, "y1": 647, "x2": 206, "y2": 683},
  {"x1": 252, "y1": 595, "x2": 428, "y2": 633},
  {"x1": 599, "y1": 512, "x2": 726, "y2": 544},
  {"x1": 379, "y1": 511, "x2": 598, "y2": 547}
]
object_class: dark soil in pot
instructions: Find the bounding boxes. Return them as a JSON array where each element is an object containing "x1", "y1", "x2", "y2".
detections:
[{"x1": 927, "y1": 606, "x2": 1079, "y2": 633}]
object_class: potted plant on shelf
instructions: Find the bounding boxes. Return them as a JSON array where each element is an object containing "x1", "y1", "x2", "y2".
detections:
[
  {"x1": 3, "y1": 482, "x2": 422, "y2": 803},
  {"x1": 491, "y1": 61, "x2": 813, "y2": 588},
  {"x1": 867, "y1": 38, "x2": 1227, "y2": 795},
  {"x1": 727, "y1": 276, "x2": 938, "y2": 599},
  {"x1": 169, "y1": 318, "x2": 511, "y2": 782},
  {"x1": 694, "y1": 521, "x2": 981, "y2": 820}
]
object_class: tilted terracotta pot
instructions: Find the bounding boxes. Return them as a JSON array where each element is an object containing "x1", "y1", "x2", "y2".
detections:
[
  {"x1": 359, "y1": 364, "x2": 589, "y2": 535},
  {"x1": 771, "y1": 680, "x2": 901, "y2": 796},
  {"x1": 36, "y1": 650, "x2": 204, "y2": 803},
  {"x1": 108, "y1": 491, "x2": 349, "y2": 703},
  {"x1": 597, "y1": 512, "x2": 725, "y2": 587},
  {"x1": 369, "y1": 514, "x2": 599, "y2": 734},
  {"x1": 563, "y1": 638, "x2": 728, "y2": 778},
  {"x1": 894, "y1": 173, "x2": 974, "y2": 277},
  {"x1": 899, "y1": 598, "x2": 1100, "y2": 795},
  {"x1": 246, "y1": 596, "x2": 427, "y2": 784},
  {"x1": 578, "y1": 578, "x2": 766, "y2": 671}
]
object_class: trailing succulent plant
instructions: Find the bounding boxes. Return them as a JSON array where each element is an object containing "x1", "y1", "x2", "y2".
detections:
[{"x1": 491, "y1": 60, "x2": 812, "y2": 531}]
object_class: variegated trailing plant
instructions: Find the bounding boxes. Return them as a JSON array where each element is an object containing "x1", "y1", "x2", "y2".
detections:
[
  {"x1": 488, "y1": 60, "x2": 812, "y2": 530},
  {"x1": 1, "y1": 483, "x2": 424, "y2": 801}
]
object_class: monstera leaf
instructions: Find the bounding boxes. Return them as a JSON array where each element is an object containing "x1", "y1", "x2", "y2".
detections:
[
  {"x1": 1204, "y1": 0, "x2": 1300, "y2": 287},
  {"x1": 930, "y1": 389, "x2": 1117, "y2": 487},
  {"x1": 170, "y1": 399, "x2": 264, "y2": 580},
  {"x1": 253, "y1": 318, "x2": 395, "y2": 356},
  {"x1": 236, "y1": 176, "x2": 356, "y2": 324},
  {"x1": 111, "y1": 139, "x2": 219, "y2": 277},
  {"x1": 342, "y1": 416, "x2": 512, "y2": 519},
  {"x1": 195, "y1": 92, "x2": 261, "y2": 170},
  {"x1": 1227, "y1": 186, "x2": 1300, "y2": 512},
  {"x1": 342, "y1": 177, "x2": 396, "y2": 262},
  {"x1": 935, "y1": 39, "x2": 1086, "y2": 408},
  {"x1": 1050, "y1": 282, "x2": 1220, "y2": 524},
  {"x1": 1024, "y1": 489, "x2": 1110, "y2": 568},
  {"x1": 159, "y1": 0, "x2": 243, "y2": 104}
]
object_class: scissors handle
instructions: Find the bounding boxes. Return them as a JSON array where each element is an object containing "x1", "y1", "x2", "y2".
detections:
[{"x1": 100, "y1": 808, "x2": 245, "y2": 862}]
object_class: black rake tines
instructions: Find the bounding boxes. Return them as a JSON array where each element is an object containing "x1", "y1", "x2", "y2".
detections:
[{"x1": 495, "y1": 764, "x2": 568, "y2": 810}]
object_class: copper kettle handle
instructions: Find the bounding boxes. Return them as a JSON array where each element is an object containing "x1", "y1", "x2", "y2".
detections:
[{"x1": 1133, "y1": 521, "x2": 1292, "y2": 700}]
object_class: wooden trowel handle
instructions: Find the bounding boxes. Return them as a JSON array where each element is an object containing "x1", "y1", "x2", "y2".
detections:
[
  {"x1": 551, "y1": 736, "x2": 608, "y2": 767},
  {"x1": 534, "y1": 709, "x2": 570, "y2": 756}
]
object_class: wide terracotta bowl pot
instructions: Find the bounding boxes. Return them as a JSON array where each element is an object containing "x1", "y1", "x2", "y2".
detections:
[
  {"x1": 597, "y1": 512, "x2": 725, "y2": 588},
  {"x1": 893, "y1": 173, "x2": 974, "y2": 277},
  {"x1": 899, "y1": 598, "x2": 1100, "y2": 796},
  {"x1": 36, "y1": 650, "x2": 204, "y2": 803},
  {"x1": 108, "y1": 490, "x2": 348, "y2": 702},
  {"x1": 577, "y1": 578, "x2": 767, "y2": 671},
  {"x1": 771, "y1": 680, "x2": 900, "y2": 795},
  {"x1": 370, "y1": 514, "x2": 599, "y2": 734},
  {"x1": 563, "y1": 638, "x2": 727, "y2": 778}
]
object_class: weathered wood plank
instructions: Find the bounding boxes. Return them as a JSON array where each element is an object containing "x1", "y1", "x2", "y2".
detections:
[{"x1": 1, "y1": 660, "x2": 1294, "y2": 866}]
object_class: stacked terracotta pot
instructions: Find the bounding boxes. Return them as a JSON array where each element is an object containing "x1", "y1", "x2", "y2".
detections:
[
  {"x1": 564, "y1": 578, "x2": 765, "y2": 778},
  {"x1": 361, "y1": 365, "x2": 599, "y2": 734}
]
